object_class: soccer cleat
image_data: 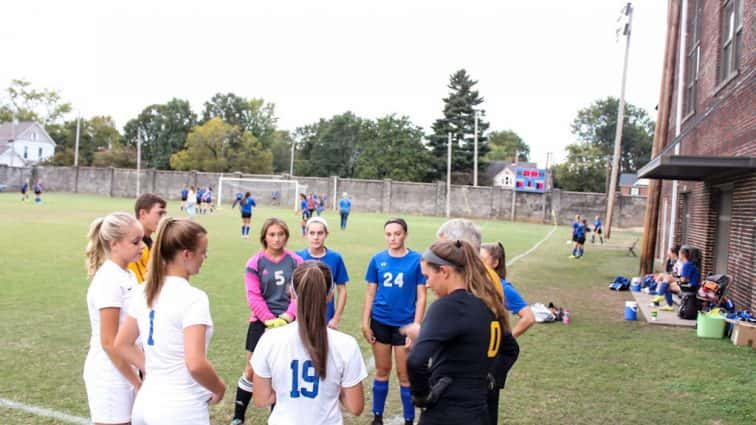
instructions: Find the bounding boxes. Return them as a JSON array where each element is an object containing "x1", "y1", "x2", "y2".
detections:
[
  {"x1": 405, "y1": 421, "x2": 414, "y2": 425},
  {"x1": 229, "y1": 419, "x2": 244, "y2": 425},
  {"x1": 371, "y1": 414, "x2": 384, "y2": 425},
  {"x1": 659, "y1": 305, "x2": 674, "y2": 312},
  {"x1": 651, "y1": 295, "x2": 665, "y2": 304},
  {"x1": 568, "y1": 255, "x2": 576, "y2": 259}
]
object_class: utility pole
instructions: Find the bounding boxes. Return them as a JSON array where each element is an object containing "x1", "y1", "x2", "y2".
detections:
[
  {"x1": 74, "y1": 117, "x2": 81, "y2": 167},
  {"x1": 473, "y1": 110, "x2": 480, "y2": 187},
  {"x1": 289, "y1": 137, "x2": 295, "y2": 176},
  {"x1": 605, "y1": 2, "x2": 633, "y2": 239},
  {"x1": 446, "y1": 132, "x2": 452, "y2": 217},
  {"x1": 136, "y1": 128, "x2": 142, "y2": 197}
]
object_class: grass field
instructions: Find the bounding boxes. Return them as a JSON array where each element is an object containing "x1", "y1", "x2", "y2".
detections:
[{"x1": 0, "y1": 193, "x2": 753, "y2": 425}]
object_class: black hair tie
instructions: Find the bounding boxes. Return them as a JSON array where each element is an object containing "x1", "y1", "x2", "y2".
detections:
[{"x1": 455, "y1": 240, "x2": 462, "y2": 248}]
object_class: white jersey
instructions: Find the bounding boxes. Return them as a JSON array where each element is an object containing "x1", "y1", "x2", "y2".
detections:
[
  {"x1": 84, "y1": 260, "x2": 138, "y2": 384},
  {"x1": 251, "y1": 323, "x2": 367, "y2": 425},
  {"x1": 129, "y1": 276, "x2": 213, "y2": 404}
]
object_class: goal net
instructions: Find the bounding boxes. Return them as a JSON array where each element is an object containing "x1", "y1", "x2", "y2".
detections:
[{"x1": 217, "y1": 176, "x2": 304, "y2": 211}]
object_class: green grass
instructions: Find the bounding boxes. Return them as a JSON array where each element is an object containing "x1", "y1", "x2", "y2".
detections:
[{"x1": 0, "y1": 193, "x2": 753, "y2": 425}]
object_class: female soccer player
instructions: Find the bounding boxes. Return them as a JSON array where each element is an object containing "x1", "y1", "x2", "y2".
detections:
[
  {"x1": 20, "y1": 180, "x2": 29, "y2": 201},
  {"x1": 404, "y1": 240, "x2": 510, "y2": 425},
  {"x1": 592, "y1": 215, "x2": 604, "y2": 244},
  {"x1": 296, "y1": 217, "x2": 350, "y2": 329},
  {"x1": 240, "y1": 192, "x2": 256, "y2": 238},
  {"x1": 84, "y1": 212, "x2": 144, "y2": 425},
  {"x1": 33, "y1": 180, "x2": 43, "y2": 203},
  {"x1": 185, "y1": 186, "x2": 197, "y2": 219},
  {"x1": 338, "y1": 192, "x2": 352, "y2": 230},
  {"x1": 114, "y1": 217, "x2": 225, "y2": 425},
  {"x1": 251, "y1": 261, "x2": 367, "y2": 424},
  {"x1": 362, "y1": 218, "x2": 427, "y2": 425},
  {"x1": 231, "y1": 218, "x2": 303, "y2": 425}
]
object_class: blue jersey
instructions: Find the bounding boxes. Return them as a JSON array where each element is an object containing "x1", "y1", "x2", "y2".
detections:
[
  {"x1": 501, "y1": 279, "x2": 528, "y2": 314},
  {"x1": 196, "y1": 189, "x2": 204, "y2": 202},
  {"x1": 296, "y1": 248, "x2": 350, "y2": 321},
  {"x1": 202, "y1": 191, "x2": 212, "y2": 202},
  {"x1": 575, "y1": 223, "x2": 586, "y2": 238},
  {"x1": 339, "y1": 199, "x2": 351, "y2": 213},
  {"x1": 300, "y1": 199, "x2": 307, "y2": 211},
  {"x1": 180, "y1": 188, "x2": 188, "y2": 200},
  {"x1": 594, "y1": 219, "x2": 602, "y2": 230},
  {"x1": 680, "y1": 261, "x2": 700, "y2": 289},
  {"x1": 571, "y1": 221, "x2": 579, "y2": 236},
  {"x1": 235, "y1": 192, "x2": 244, "y2": 201},
  {"x1": 365, "y1": 249, "x2": 426, "y2": 327},
  {"x1": 241, "y1": 197, "x2": 256, "y2": 214}
]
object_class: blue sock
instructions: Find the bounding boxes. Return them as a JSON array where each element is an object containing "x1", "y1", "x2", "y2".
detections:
[
  {"x1": 372, "y1": 380, "x2": 389, "y2": 416},
  {"x1": 400, "y1": 385, "x2": 414, "y2": 421},
  {"x1": 241, "y1": 226, "x2": 245, "y2": 236},
  {"x1": 245, "y1": 226, "x2": 250, "y2": 236},
  {"x1": 579, "y1": 248, "x2": 584, "y2": 257},
  {"x1": 572, "y1": 248, "x2": 577, "y2": 256},
  {"x1": 665, "y1": 291, "x2": 673, "y2": 306},
  {"x1": 658, "y1": 282, "x2": 668, "y2": 295}
]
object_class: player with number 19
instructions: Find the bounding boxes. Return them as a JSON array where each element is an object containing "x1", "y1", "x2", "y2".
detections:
[
  {"x1": 231, "y1": 218, "x2": 303, "y2": 425},
  {"x1": 362, "y1": 218, "x2": 427, "y2": 425},
  {"x1": 251, "y1": 261, "x2": 367, "y2": 425}
]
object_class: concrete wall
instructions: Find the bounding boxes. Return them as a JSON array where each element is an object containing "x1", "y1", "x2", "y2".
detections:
[{"x1": 0, "y1": 164, "x2": 647, "y2": 227}]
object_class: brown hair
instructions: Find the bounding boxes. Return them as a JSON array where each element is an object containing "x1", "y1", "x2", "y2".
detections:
[
  {"x1": 292, "y1": 261, "x2": 333, "y2": 379},
  {"x1": 145, "y1": 217, "x2": 207, "y2": 308},
  {"x1": 85, "y1": 212, "x2": 139, "y2": 278},
  {"x1": 481, "y1": 242, "x2": 507, "y2": 279},
  {"x1": 134, "y1": 193, "x2": 166, "y2": 217},
  {"x1": 259, "y1": 218, "x2": 290, "y2": 248},
  {"x1": 424, "y1": 240, "x2": 510, "y2": 331}
]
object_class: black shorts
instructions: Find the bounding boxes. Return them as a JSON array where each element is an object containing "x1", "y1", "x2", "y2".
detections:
[
  {"x1": 181, "y1": 196, "x2": 187, "y2": 201},
  {"x1": 245, "y1": 321, "x2": 266, "y2": 352},
  {"x1": 572, "y1": 235, "x2": 578, "y2": 242},
  {"x1": 241, "y1": 212, "x2": 252, "y2": 219},
  {"x1": 596, "y1": 228, "x2": 602, "y2": 234},
  {"x1": 371, "y1": 319, "x2": 406, "y2": 346},
  {"x1": 577, "y1": 236, "x2": 586, "y2": 244}
]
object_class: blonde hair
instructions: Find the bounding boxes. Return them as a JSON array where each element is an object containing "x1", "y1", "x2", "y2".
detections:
[
  {"x1": 145, "y1": 217, "x2": 207, "y2": 308},
  {"x1": 85, "y1": 212, "x2": 139, "y2": 279}
]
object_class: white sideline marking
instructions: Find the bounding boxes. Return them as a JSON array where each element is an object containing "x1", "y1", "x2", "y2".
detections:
[
  {"x1": 0, "y1": 398, "x2": 90, "y2": 424},
  {"x1": 364, "y1": 224, "x2": 557, "y2": 375}
]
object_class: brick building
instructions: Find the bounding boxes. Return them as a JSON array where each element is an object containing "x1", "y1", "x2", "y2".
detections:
[{"x1": 638, "y1": 0, "x2": 754, "y2": 310}]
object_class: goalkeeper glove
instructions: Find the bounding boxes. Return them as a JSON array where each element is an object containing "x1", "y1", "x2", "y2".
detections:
[
  {"x1": 264, "y1": 318, "x2": 288, "y2": 328},
  {"x1": 412, "y1": 376, "x2": 452, "y2": 408}
]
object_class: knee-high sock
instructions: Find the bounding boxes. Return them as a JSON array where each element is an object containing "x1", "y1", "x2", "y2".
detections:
[
  {"x1": 372, "y1": 379, "x2": 389, "y2": 415},
  {"x1": 241, "y1": 225, "x2": 245, "y2": 236},
  {"x1": 664, "y1": 290, "x2": 674, "y2": 306},
  {"x1": 400, "y1": 385, "x2": 414, "y2": 421},
  {"x1": 234, "y1": 375, "x2": 253, "y2": 421}
]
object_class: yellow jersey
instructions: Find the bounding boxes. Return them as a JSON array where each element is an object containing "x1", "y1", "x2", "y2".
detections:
[{"x1": 128, "y1": 243, "x2": 151, "y2": 284}]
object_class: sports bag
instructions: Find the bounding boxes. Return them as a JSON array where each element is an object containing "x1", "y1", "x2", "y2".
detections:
[{"x1": 678, "y1": 294, "x2": 699, "y2": 320}]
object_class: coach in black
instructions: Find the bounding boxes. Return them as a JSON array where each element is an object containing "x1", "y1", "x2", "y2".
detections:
[{"x1": 404, "y1": 240, "x2": 510, "y2": 425}]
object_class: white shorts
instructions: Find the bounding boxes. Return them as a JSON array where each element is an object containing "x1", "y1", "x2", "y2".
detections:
[
  {"x1": 132, "y1": 390, "x2": 209, "y2": 425},
  {"x1": 84, "y1": 379, "x2": 134, "y2": 424}
]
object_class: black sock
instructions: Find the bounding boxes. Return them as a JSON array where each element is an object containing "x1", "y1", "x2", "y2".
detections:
[{"x1": 234, "y1": 376, "x2": 253, "y2": 421}]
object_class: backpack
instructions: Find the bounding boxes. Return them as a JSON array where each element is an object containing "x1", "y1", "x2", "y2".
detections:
[
  {"x1": 609, "y1": 276, "x2": 630, "y2": 291},
  {"x1": 678, "y1": 294, "x2": 699, "y2": 320}
]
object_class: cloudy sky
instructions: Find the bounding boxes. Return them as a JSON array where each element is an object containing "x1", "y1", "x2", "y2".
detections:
[{"x1": 1, "y1": 0, "x2": 668, "y2": 166}]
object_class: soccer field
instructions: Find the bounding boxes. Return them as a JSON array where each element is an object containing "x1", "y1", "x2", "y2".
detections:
[{"x1": 1, "y1": 193, "x2": 753, "y2": 425}]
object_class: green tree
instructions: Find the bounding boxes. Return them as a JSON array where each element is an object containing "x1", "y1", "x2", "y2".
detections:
[
  {"x1": 427, "y1": 69, "x2": 490, "y2": 183},
  {"x1": 201, "y1": 93, "x2": 277, "y2": 148},
  {"x1": 44, "y1": 116, "x2": 122, "y2": 166},
  {"x1": 552, "y1": 143, "x2": 607, "y2": 193},
  {"x1": 170, "y1": 117, "x2": 273, "y2": 174},
  {"x1": 270, "y1": 130, "x2": 294, "y2": 173},
  {"x1": 354, "y1": 115, "x2": 432, "y2": 181},
  {"x1": 123, "y1": 99, "x2": 197, "y2": 170},
  {"x1": 294, "y1": 112, "x2": 370, "y2": 178},
  {"x1": 92, "y1": 143, "x2": 137, "y2": 168},
  {"x1": 0, "y1": 79, "x2": 72, "y2": 126},
  {"x1": 485, "y1": 130, "x2": 529, "y2": 162},
  {"x1": 571, "y1": 96, "x2": 654, "y2": 173}
]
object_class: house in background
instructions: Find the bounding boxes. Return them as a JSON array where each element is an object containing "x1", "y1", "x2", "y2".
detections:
[
  {"x1": 0, "y1": 121, "x2": 57, "y2": 167},
  {"x1": 638, "y1": 0, "x2": 755, "y2": 310},
  {"x1": 618, "y1": 173, "x2": 649, "y2": 196},
  {"x1": 487, "y1": 161, "x2": 537, "y2": 188}
]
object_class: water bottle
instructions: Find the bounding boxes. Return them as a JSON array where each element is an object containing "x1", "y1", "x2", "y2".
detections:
[{"x1": 562, "y1": 309, "x2": 569, "y2": 324}]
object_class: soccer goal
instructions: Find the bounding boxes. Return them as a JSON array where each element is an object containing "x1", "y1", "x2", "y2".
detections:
[{"x1": 217, "y1": 176, "x2": 305, "y2": 211}]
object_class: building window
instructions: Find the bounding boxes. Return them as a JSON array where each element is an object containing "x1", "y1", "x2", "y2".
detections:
[
  {"x1": 631, "y1": 187, "x2": 639, "y2": 196},
  {"x1": 504, "y1": 176, "x2": 511, "y2": 186},
  {"x1": 30, "y1": 131, "x2": 37, "y2": 141},
  {"x1": 684, "y1": 0, "x2": 701, "y2": 115},
  {"x1": 719, "y1": 0, "x2": 743, "y2": 83},
  {"x1": 38, "y1": 147, "x2": 43, "y2": 159},
  {"x1": 23, "y1": 146, "x2": 28, "y2": 159},
  {"x1": 713, "y1": 190, "x2": 732, "y2": 274}
]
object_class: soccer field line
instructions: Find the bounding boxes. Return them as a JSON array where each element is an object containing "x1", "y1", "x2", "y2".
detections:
[{"x1": 0, "y1": 397, "x2": 90, "y2": 424}]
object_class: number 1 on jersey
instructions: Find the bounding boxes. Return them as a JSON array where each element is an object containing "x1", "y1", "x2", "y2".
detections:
[{"x1": 147, "y1": 310, "x2": 155, "y2": 346}]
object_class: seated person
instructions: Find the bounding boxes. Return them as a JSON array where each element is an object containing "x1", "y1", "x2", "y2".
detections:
[{"x1": 652, "y1": 246, "x2": 700, "y2": 311}]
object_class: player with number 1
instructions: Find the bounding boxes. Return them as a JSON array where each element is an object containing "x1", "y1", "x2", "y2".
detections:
[
  {"x1": 362, "y1": 218, "x2": 427, "y2": 425},
  {"x1": 231, "y1": 218, "x2": 303, "y2": 425}
]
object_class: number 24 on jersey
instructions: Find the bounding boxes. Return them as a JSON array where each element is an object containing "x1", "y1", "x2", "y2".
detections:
[{"x1": 382, "y1": 272, "x2": 404, "y2": 288}]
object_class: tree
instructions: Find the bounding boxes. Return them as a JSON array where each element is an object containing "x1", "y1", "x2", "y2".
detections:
[
  {"x1": 0, "y1": 79, "x2": 72, "y2": 126},
  {"x1": 484, "y1": 130, "x2": 530, "y2": 162},
  {"x1": 571, "y1": 97, "x2": 654, "y2": 174},
  {"x1": 170, "y1": 117, "x2": 273, "y2": 174},
  {"x1": 354, "y1": 115, "x2": 433, "y2": 181},
  {"x1": 427, "y1": 69, "x2": 490, "y2": 182},
  {"x1": 270, "y1": 130, "x2": 294, "y2": 173},
  {"x1": 551, "y1": 143, "x2": 607, "y2": 193},
  {"x1": 201, "y1": 93, "x2": 277, "y2": 148},
  {"x1": 44, "y1": 116, "x2": 122, "y2": 166},
  {"x1": 92, "y1": 144, "x2": 137, "y2": 168},
  {"x1": 123, "y1": 99, "x2": 197, "y2": 170},
  {"x1": 294, "y1": 112, "x2": 370, "y2": 178}
]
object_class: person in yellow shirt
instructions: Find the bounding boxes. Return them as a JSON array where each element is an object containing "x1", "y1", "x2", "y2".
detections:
[{"x1": 128, "y1": 193, "x2": 167, "y2": 283}]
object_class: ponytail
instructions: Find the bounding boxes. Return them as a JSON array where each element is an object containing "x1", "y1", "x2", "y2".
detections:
[
  {"x1": 84, "y1": 212, "x2": 139, "y2": 279},
  {"x1": 145, "y1": 217, "x2": 207, "y2": 308},
  {"x1": 293, "y1": 261, "x2": 332, "y2": 379},
  {"x1": 481, "y1": 242, "x2": 507, "y2": 279}
]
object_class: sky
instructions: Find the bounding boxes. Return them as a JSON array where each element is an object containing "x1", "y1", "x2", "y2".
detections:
[{"x1": 1, "y1": 0, "x2": 668, "y2": 167}]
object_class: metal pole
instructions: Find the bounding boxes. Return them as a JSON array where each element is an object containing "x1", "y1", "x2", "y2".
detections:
[
  {"x1": 74, "y1": 117, "x2": 80, "y2": 167},
  {"x1": 605, "y1": 2, "x2": 633, "y2": 239},
  {"x1": 446, "y1": 132, "x2": 452, "y2": 218},
  {"x1": 136, "y1": 128, "x2": 141, "y2": 197},
  {"x1": 473, "y1": 111, "x2": 479, "y2": 187},
  {"x1": 289, "y1": 137, "x2": 295, "y2": 176}
]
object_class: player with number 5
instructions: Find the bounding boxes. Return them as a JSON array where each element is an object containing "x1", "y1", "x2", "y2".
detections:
[
  {"x1": 362, "y1": 218, "x2": 427, "y2": 425},
  {"x1": 251, "y1": 261, "x2": 368, "y2": 424},
  {"x1": 231, "y1": 218, "x2": 303, "y2": 425}
]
